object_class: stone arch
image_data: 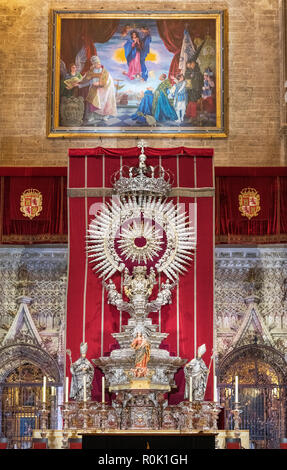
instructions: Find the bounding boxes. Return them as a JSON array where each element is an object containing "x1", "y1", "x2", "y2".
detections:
[
  {"x1": 217, "y1": 343, "x2": 287, "y2": 448},
  {"x1": 0, "y1": 343, "x2": 62, "y2": 384},
  {"x1": 217, "y1": 343, "x2": 287, "y2": 384}
]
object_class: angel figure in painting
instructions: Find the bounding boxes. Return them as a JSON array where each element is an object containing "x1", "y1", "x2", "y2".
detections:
[
  {"x1": 131, "y1": 331, "x2": 151, "y2": 378},
  {"x1": 60, "y1": 63, "x2": 83, "y2": 98}
]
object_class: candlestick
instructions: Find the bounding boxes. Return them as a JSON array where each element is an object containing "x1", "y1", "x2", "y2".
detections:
[
  {"x1": 83, "y1": 375, "x2": 87, "y2": 402},
  {"x1": 235, "y1": 376, "x2": 239, "y2": 403},
  {"x1": 102, "y1": 376, "x2": 105, "y2": 403},
  {"x1": 189, "y1": 377, "x2": 193, "y2": 402},
  {"x1": 65, "y1": 376, "x2": 69, "y2": 403},
  {"x1": 214, "y1": 375, "x2": 218, "y2": 403},
  {"x1": 43, "y1": 376, "x2": 47, "y2": 403}
]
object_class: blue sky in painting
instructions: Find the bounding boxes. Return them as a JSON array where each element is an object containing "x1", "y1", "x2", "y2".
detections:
[{"x1": 93, "y1": 19, "x2": 174, "y2": 103}]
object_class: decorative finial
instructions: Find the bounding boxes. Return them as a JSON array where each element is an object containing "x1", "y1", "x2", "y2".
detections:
[
  {"x1": 137, "y1": 140, "x2": 148, "y2": 170},
  {"x1": 137, "y1": 139, "x2": 148, "y2": 153}
]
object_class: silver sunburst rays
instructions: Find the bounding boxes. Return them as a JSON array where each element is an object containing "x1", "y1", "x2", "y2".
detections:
[
  {"x1": 117, "y1": 219, "x2": 164, "y2": 264},
  {"x1": 87, "y1": 194, "x2": 196, "y2": 281}
]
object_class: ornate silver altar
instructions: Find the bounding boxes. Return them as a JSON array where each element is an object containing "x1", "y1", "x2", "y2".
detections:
[
  {"x1": 60, "y1": 140, "x2": 221, "y2": 434},
  {"x1": 93, "y1": 266, "x2": 185, "y2": 392}
]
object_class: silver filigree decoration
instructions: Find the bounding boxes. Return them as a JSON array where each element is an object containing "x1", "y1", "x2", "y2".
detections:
[
  {"x1": 103, "y1": 266, "x2": 176, "y2": 320},
  {"x1": 87, "y1": 195, "x2": 195, "y2": 281},
  {"x1": 116, "y1": 219, "x2": 164, "y2": 264},
  {"x1": 112, "y1": 141, "x2": 172, "y2": 198}
]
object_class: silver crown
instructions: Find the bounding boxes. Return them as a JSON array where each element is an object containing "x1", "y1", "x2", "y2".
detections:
[{"x1": 112, "y1": 140, "x2": 173, "y2": 197}]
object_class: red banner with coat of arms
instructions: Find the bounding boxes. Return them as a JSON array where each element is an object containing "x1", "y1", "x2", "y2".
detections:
[
  {"x1": 215, "y1": 168, "x2": 287, "y2": 244},
  {"x1": 0, "y1": 168, "x2": 67, "y2": 243}
]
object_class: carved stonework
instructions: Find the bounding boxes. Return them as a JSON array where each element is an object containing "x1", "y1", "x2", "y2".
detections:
[
  {"x1": 215, "y1": 247, "x2": 287, "y2": 363},
  {"x1": 0, "y1": 343, "x2": 61, "y2": 384},
  {"x1": 217, "y1": 343, "x2": 287, "y2": 385},
  {"x1": 0, "y1": 247, "x2": 67, "y2": 383}
]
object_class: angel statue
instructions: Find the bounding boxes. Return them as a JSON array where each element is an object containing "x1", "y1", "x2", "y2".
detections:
[
  {"x1": 184, "y1": 344, "x2": 209, "y2": 401},
  {"x1": 147, "y1": 278, "x2": 177, "y2": 312},
  {"x1": 103, "y1": 278, "x2": 133, "y2": 314},
  {"x1": 67, "y1": 342, "x2": 95, "y2": 401},
  {"x1": 103, "y1": 266, "x2": 177, "y2": 320}
]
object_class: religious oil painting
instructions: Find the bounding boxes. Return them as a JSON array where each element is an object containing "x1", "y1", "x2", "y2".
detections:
[
  {"x1": 20, "y1": 417, "x2": 35, "y2": 437},
  {"x1": 48, "y1": 10, "x2": 227, "y2": 138}
]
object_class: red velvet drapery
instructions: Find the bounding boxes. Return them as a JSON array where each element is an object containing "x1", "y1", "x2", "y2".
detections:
[
  {"x1": 67, "y1": 147, "x2": 214, "y2": 403},
  {"x1": 215, "y1": 168, "x2": 287, "y2": 244},
  {"x1": 0, "y1": 168, "x2": 67, "y2": 244},
  {"x1": 156, "y1": 20, "x2": 186, "y2": 81},
  {"x1": 60, "y1": 19, "x2": 120, "y2": 72},
  {"x1": 1, "y1": 165, "x2": 286, "y2": 246},
  {"x1": 156, "y1": 19, "x2": 216, "y2": 81},
  {"x1": 280, "y1": 176, "x2": 287, "y2": 236}
]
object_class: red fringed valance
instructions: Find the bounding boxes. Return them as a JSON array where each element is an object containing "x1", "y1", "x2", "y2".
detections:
[
  {"x1": 68, "y1": 147, "x2": 214, "y2": 157},
  {"x1": 215, "y1": 168, "x2": 287, "y2": 244},
  {"x1": 0, "y1": 168, "x2": 67, "y2": 244}
]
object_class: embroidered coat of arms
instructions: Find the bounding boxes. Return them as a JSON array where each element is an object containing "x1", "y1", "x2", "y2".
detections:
[
  {"x1": 238, "y1": 187, "x2": 260, "y2": 220},
  {"x1": 20, "y1": 189, "x2": 43, "y2": 220}
]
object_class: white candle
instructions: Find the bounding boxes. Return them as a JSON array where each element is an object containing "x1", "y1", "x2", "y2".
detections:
[
  {"x1": 43, "y1": 376, "x2": 47, "y2": 403},
  {"x1": 189, "y1": 377, "x2": 193, "y2": 402},
  {"x1": 51, "y1": 386, "x2": 55, "y2": 396},
  {"x1": 83, "y1": 375, "x2": 87, "y2": 402},
  {"x1": 65, "y1": 376, "x2": 69, "y2": 403},
  {"x1": 235, "y1": 376, "x2": 239, "y2": 403},
  {"x1": 214, "y1": 375, "x2": 218, "y2": 403},
  {"x1": 102, "y1": 376, "x2": 105, "y2": 403}
]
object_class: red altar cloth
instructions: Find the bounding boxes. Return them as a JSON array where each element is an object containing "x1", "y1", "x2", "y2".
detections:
[{"x1": 67, "y1": 147, "x2": 214, "y2": 403}]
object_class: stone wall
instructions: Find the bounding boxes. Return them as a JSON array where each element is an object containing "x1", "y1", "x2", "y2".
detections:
[{"x1": 0, "y1": 0, "x2": 286, "y2": 167}]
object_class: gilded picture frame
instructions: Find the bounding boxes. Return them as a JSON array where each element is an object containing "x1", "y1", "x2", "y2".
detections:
[{"x1": 47, "y1": 10, "x2": 228, "y2": 138}]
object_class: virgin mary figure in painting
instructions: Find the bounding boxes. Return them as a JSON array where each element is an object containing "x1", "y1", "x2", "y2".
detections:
[{"x1": 123, "y1": 30, "x2": 143, "y2": 80}]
